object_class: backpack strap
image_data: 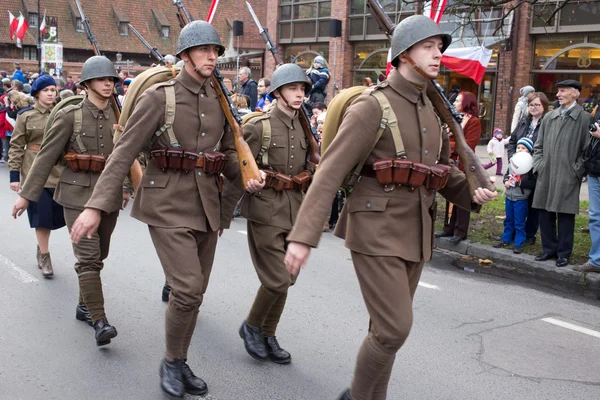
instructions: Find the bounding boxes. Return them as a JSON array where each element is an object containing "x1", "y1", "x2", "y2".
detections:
[
  {"x1": 371, "y1": 90, "x2": 406, "y2": 159},
  {"x1": 72, "y1": 105, "x2": 86, "y2": 153},
  {"x1": 243, "y1": 112, "x2": 271, "y2": 167},
  {"x1": 152, "y1": 81, "x2": 180, "y2": 148}
]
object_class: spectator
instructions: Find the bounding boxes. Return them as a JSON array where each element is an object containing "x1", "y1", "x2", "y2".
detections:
[
  {"x1": 482, "y1": 129, "x2": 510, "y2": 176},
  {"x1": 361, "y1": 77, "x2": 373, "y2": 87},
  {"x1": 305, "y1": 55, "x2": 329, "y2": 107},
  {"x1": 311, "y1": 102, "x2": 327, "y2": 131},
  {"x1": 533, "y1": 80, "x2": 592, "y2": 268},
  {"x1": 75, "y1": 83, "x2": 87, "y2": 96},
  {"x1": 238, "y1": 66, "x2": 258, "y2": 111},
  {"x1": 231, "y1": 93, "x2": 251, "y2": 116},
  {"x1": 494, "y1": 138, "x2": 536, "y2": 253},
  {"x1": 316, "y1": 111, "x2": 326, "y2": 142},
  {"x1": 12, "y1": 80, "x2": 24, "y2": 93},
  {"x1": 23, "y1": 84, "x2": 31, "y2": 95},
  {"x1": 436, "y1": 91, "x2": 481, "y2": 244},
  {"x1": 64, "y1": 75, "x2": 76, "y2": 91},
  {"x1": 119, "y1": 77, "x2": 132, "y2": 106},
  {"x1": 448, "y1": 85, "x2": 460, "y2": 104},
  {"x1": 511, "y1": 85, "x2": 535, "y2": 132},
  {"x1": 577, "y1": 118, "x2": 600, "y2": 273},
  {"x1": 256, "y1": 78, "x2": 273, "y2": 111},
  {"x1": 59, "y1": 89, "x2": 75, "y2": 101},
  {"x1": 12, "y1": 62, "x2": 26, "y2": 83},
  {"x1": 29, "y1": 73, "x2": 39, "y2": 84}
]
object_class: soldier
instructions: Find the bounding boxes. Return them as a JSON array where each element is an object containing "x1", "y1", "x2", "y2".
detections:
[
  {"x1": 12, "y1": 56, "x2": 128, "y2": 347},
  {"x1": 69, "y1": 21, "x2": 264, "y2": 398},
  {"x1": 283, "y1": 16, "x2": 497, "y2": 400},
  {"x1": 221, "y1": 64, "x2": 314, "y2": 364},
  {"x1": 8, "y1": 75, "x2": 66, "y2": 278}
]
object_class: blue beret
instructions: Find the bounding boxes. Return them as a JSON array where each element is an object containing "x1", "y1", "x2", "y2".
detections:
[{"x1": 31, "y1": 75, "x2": 56, "y2": 97}]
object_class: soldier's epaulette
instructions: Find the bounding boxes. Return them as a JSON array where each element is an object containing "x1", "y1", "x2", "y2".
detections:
[
  {"x1": 60, "y1": 100, "x2": 84, "y2": 114},
  {"x1": 151, "y1": 79, "x2": 177, "y2": 91},
  {"x1": 373, "y1": 81, "x2": 390, "y2": 91}
]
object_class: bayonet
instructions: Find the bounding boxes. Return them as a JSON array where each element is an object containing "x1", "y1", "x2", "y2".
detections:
[
  {"x1": 74, "y1": 0, "x2": 100, "y2": 55},
  {"x1": 245, "y1": 1, "x2": 283, "y2": 65},
  {"x1": 128, "y1": 24, "x2": 166, "y2": 64}
]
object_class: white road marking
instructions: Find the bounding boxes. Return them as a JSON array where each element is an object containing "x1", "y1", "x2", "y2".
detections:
[
  {"x1": 542, "y1": 317, "x2": 600, "y2": 339},
  {"x1": 0, "y1": 254, "x2": 38, "y2": 283},
  {"x1": 237, "y1": 230, "x2": 248, "y2": 235},
  {"x1": 418, "y1": 282, "x2": 440, "y2": 290}
]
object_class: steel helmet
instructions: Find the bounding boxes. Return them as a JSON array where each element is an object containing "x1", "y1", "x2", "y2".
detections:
[
  {"x1": 176, "y1": 21, "x2": 225, "y2": 57},
  {"x1": 269, "y1": 63, "x2": 311, "y2": 97},
  {"x1": 390, "y1": 15, "x2": 452, "y2": 67},
  {"x1": 79, "y1": 56, "x2": 120, "y2": 83}
]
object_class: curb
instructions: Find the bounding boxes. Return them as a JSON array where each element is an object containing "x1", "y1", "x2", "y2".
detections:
[{"x1": 432, "y1": 237, "x2": 600, "y2": 300}]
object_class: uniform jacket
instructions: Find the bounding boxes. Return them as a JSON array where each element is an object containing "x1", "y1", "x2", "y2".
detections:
[
  {"x1": 19, "y1": 98, "x2": 121, "y2": 211},
  {"x1": 287, "y1": 71, "x2": 475, "y2": 262},
  {"x1": 8, "y1": 103, "x2": 63, "y2": 187},
  {"x1": 532, "y1": 104, "x2": 592, "y2": 214},
  {"x1": 221, "y1": 105, "x2": 308, "y2": 231},
  {"x1": 86, "y1": 67, "x2": 239, "y2": 232}
]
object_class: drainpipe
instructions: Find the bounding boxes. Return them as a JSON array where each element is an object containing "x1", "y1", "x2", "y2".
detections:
[{"x1": 506, "y1": 3, "x2": 522, "y2": 133}]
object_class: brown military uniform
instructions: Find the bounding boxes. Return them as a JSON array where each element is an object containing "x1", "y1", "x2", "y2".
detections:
[
  {"x1": 287, "y1": 71, "x2": 476, "y2": 399},
  {"x1": 221, "y1": 105, "x2": 308, "y2": 337},
  {"x1": 85, "y1": 67, "x2": 239, "y2": 362},
  {"x1": 19, "y1": 98, "x2": 122, "y2": 323}
]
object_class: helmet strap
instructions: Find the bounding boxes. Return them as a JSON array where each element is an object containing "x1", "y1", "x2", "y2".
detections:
[
  {"x1": 275, "y1": 90, "x2": 298, "y2": 116},
  {"x1": 401, "y1": 52, "x2": 433, "y2": 82},
  {"x1": 185, "y1": 52, "x2": 210, "y2": 83}
]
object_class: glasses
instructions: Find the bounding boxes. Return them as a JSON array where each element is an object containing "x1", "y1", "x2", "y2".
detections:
[
  {"x1": 257, "y1": 85, "x2": 265, "y2": 87},
  {"x1": 528, "y1": 103, "x2": 542, "y2": 108}
]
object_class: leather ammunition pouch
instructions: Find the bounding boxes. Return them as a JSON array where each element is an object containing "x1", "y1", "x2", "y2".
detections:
[
  {"x1": 362, "y1": 159, "x2": 451, "y2": 192},
  {"x1": 151, "y1": 147, "x2": 227, "y2": 175},
  {"x1": 264, "y1": 170, "x2": 313, "y2": 191},
  {"x1": 64, "y1": 152, "x2": 106, "y2": 173}
]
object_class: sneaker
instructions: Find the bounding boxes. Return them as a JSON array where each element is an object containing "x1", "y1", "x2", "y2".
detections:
[
  {"x1": 513, "y1": 246, "x2": 522, "y2": 254},
  {"x1": 493, "y1": 241, "x2": 508, "y2": 248},
  {"x1": 0, "y1": 159, "x2": 5, "y2": 163},
  {"x1": 573, "y1": 262, "x2": 600, "y2": 273}
]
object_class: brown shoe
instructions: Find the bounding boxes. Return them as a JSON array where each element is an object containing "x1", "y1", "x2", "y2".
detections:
[
  {"x1": 573, "y1": 262, "x2": 600, "y2": 273},
  {"x1": 39, "y1": 252, "x2": 54, "y2": 278}
]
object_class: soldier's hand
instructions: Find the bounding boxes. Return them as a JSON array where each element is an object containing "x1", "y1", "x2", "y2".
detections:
[
  {"x1": 245, "y1": 170, "x2": 267, "y2": 193},
  {"x1": 70, "y1": 208, "x2": 102, "y2": 243},
  {"x1": 473, "y1": 188, "x2": 498, "y2": 205},
  {"x1": 12, "y1": 196, "x2": 29, "y2": 218},
  {"x1": 284, "y1": 242, "x2": 311, "y2": 275},
  {"x1": 122, "y1": 190, "x2": 131, "y2": 210},
  {"x1": 10, "y1": 182, "x2": 20, "y2": 192},
  {"x1": 218, "y1": 228, "x2": 224, "y2": 237}
]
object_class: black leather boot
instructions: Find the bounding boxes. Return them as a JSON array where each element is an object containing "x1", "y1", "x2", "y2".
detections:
[
  {"x1": 159, "y1": 359, "x2": 184, "y2": 398},
  {"x1": 264, "y1": 336, "x2": 291, "y2": 364},
  {"x1": 75, "y1": 302, "x2": 93, "y2": 326},
  {"x1": 181, "y1": 361, "x2": 208, "y2": 396},
  {"x1": 238, "y1": 321, "x2": 268, "y2": 361},
  {"x1": 93, "y1": 319, "x2": 118, "y2": 346},
  {"x1": 162, "y1": 283, "x2": 171, "y2": 302},
  {"x1": 338, "y1": 389, "x2": 352, "y2": 400}
]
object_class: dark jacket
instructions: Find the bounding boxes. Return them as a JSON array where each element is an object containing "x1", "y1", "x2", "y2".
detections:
[
  {"x1": 240, "y1": 79, "x2": 258, "y2": 111},
  {"x1": 508, "y1": 114, "x2": 544, "y2": 160},
  {"x1": 584, "y1": 137, "x2": 600, "y2": 177},
  {"x1": 503, "y1": 165, "x2": 536, "y2": 201}
]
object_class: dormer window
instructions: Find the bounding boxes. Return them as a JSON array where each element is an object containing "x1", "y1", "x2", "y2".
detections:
[
  {"x1": 152, "y1": 9, "x2": 171, "y2": 39},
  {"x1": 161, "y1": 26, "x2": 169, "y2": 38},
  {"x1": 28, "y1": 13, "x2": 38, "y2": 27},
  {"x1": 119, "y1": 22, "x2": 128, "y2": 36},
  {"x1": 76, "y1": 17, "x2": 84, "y2": 32}
]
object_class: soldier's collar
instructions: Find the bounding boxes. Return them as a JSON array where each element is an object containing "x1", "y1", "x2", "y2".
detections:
[
  {"x1": 33, "y1": 102, "x2": 51, "y2": 114},
  {"x1": 177, "y1": 67, "x2": 207, "y2": 95},
  {"x1": 83, "y1": 97, "x2": 111, "y2": 118},
  {"x1": 385, "y1": 71, "x2": 424, "y2": 104},
  {"x1": 271, "y1": 104, "x2": 296, "y2": 129}
]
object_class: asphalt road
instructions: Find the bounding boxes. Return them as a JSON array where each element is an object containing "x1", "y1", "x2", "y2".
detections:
[{"x1": 0, "y1": 165, "x2": 599, "y2": 400}]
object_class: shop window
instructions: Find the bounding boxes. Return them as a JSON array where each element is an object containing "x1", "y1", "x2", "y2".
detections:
[
  {"x1": 279, "y1": 0, "x2": 331, "y2": 43},
  {"x1": 533, "y1": 35, "x2": 585, "y2": 69},
  {"x1": 284, "y1": 44, "x2": 329, "y2": 68},
  {"x1": 351, "y1": 42, "x2": 388, "y2": 85}
]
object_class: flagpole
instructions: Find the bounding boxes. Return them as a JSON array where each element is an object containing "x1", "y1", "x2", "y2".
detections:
[{"x1": 37, "y1": 0, "x2": 42, "y2": 73}]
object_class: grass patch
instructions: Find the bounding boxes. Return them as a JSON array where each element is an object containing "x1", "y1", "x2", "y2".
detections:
[{"x1": 435, "y1": 192, "x2": 591, "y2": 265}]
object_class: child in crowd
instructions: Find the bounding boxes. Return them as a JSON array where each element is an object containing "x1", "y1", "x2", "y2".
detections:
[
  {"x1": 483, "y1": 129, "x2": 510, "y2": 175},
  {"x1": 494, "y1": 137, "x2": 536, "y2": 254}
]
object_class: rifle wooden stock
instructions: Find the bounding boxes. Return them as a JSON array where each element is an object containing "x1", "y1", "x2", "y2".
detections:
[
  {"x1": 298, "y1": 106, "x2": 320, "y2": 167},
  {"x1": 210, "y1": 75, "x2": 262, "y2": 185}
]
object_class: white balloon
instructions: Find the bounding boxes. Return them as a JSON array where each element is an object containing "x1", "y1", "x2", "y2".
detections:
[{"x1": 510, "y1": 152, "x2": 533, "y2": 175}]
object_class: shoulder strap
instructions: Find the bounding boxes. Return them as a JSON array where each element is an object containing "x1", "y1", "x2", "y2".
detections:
[
  {"x1": 371, "y1": 90, "x2": 405, "y2": 159},
  {"x1": 244, "y1": 113, "x2": 271, "y2": 167},
  {"x1": 73, "y1": 106, "x2": 86, "y2": 153},
  {"x1": 152, "y1": 82, "x2": 180, "y2": 148}
]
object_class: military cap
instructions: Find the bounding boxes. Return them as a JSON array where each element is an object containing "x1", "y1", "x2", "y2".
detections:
[{"x1": 556, "y1": 80, "x2": 582, "y2": 91}]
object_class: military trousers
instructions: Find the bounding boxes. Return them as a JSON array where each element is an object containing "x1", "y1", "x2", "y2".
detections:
[
  {"x1": 349, "y1": 251, "x2": 424, "y2": 400},
  {"x1": 148, "y1": 226, "x2": 218, "y2": 361},
  {"x1": 246, "y1": 221, "x2": 298, "y2": 336},
  {"x1": 63, "y1": 207, "x2": 119, "y2": 324}
]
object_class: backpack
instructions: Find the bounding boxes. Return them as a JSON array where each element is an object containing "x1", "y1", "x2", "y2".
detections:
[{"x1": 241, "y1": 110, "x2": 273, "y2": 168}]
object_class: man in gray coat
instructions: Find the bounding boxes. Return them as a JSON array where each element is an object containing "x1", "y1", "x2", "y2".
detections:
[{"x1": 533, "y1": 79, "x2": 592, "y2": 267}]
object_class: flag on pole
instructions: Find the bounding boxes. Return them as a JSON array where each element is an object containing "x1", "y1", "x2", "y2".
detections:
[
  {"x1": 40, "y1": 9, "x2": 47, "y2": 36},
  {"x1": 206, "y1": 0, "x2": 220, "y2": 24},
  {"x1": 15, "y1": 12, "x2": 29, "y2": 48},
  {"x1": 424, "y1": 0, "x2": 449, "y2": 24},
  {"x1": 9, "y1": 11, "x2": 19, "y2": 40},
  {"x1": 441, "y1": 47, "x2": 493, "y2": 84}
]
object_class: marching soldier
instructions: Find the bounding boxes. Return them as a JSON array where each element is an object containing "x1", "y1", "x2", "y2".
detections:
[
  {"x1": 283, "y1": 16, "x2": 497, "y2": 400},
  {"x1": 69, "y1": 21, "x2": 264, "y2": 398},
  {"x1": 12, "y1": 56, "x2": 128, "y2": 346},
  {"x1": 221, "y1": 64, "x2": 314, "y2": 364},
  {"x1": 8, "y1": 75, "x2": 66, "y2": 278}
]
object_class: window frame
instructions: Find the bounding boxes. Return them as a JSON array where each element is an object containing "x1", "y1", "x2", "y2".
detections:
[
  {"x1": 278, "y1": 0, "x2": 331, "y2": 44},
  {"x1": 28, "y1": 13, "x2": 38, "y2": 28},
  {"x1": 118, "y1": 22, "x2": 129, "y2": 36}
]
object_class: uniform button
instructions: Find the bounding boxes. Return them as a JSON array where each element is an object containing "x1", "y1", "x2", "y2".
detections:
[
  {"x1": 201, "y1": 132, "x2": 206, "y2": 137},
  {"x1": 150, "y1": 180, "x2": 155, "y2": 185},
  {"x1": 198, "y1": 171, "x2": 202, "y2": 176},
  {"x1": 201, "y1": 94, "x2": 205, "y2": 98},
  {"x1": 101, "y1": 153, "x2": 105, "y2": 156},
  {"x1": 273, "y1": 143, "x2": 277, "y2": 146},
  {"x1": 419, "y1": 107, "x2": 422, "y2": 111},
  {"x1": 291, "y1": 155, "x2": 295, "y2": 159},
  {"x1": 423, "y1": 128, "x2": 427, "y2": 133},
  {"x1": 99, "y1": 116, "x2": 103, "y2": 120},
  {"x1": 101, "y1": 144, "x2": 104, "y2": 147},
  {"x1": 366, "y1": 202, "x2": 371, "y2": 209},
  {"x1": 289, "y1": 165, "x2": 293, "y2": 169},
  {"x1": 291, "y1": 145, "x2": 295, "y2": 149},
  {"x1": 425, "y1": 150, "x2": 429, "y2": 156},
  {"x1": 82, "y1": 133, "x2": 86, "y2": 136},
  {"x1": 100, "y1": 135, "x2": 103, "y2": 139},
  {"x1": 201, "y1": 113, "x2": 205, "y2": 118},
  {"x1": 73, "y1": 180, "x2": 77, "y2": 183},
  {"x1": 291, "y1": 136, "x2": 294, "y2": 140},
  {"x1": 99, "y1": 125, "x2": 103, "y2": 129}
]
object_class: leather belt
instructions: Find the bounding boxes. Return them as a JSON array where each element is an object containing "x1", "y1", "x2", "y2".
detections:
[{"x1": 27, "y1": 144, "x2": 41, "y2": 151}]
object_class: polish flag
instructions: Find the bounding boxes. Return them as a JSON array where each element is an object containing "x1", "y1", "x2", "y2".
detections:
[
  {"x1": 8, "y1": 11, "x2": 18, "y2": 40},
  {"x1": 206, "y1": 0, "x2": 220, "y2": 24},
  {"x1": 40, "y1": 9, "x2": 47, "y2": 36},
  {"x1": 15, "y1": 12, "x2": 29, "y2": 40},
  {"x1": 441, "y1": 47, "x2": 493, "y2": 84},
  {"x1": 424, "y1": 0, "x2": 449, "y2": 24}
]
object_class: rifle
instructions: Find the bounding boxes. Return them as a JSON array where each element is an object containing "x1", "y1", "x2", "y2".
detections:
[
  {"x1": 172, "y1": 0, "x2": 263, "y2": 186},
  {"x1": 366, "y1": 0, "x2": 494, "y2": 193},
  {"x1": 74, "y1": 0, "x2": 143, "y2": 191},
  {"x1": 128, "y1": 24, "x2": 167, "y2": 65},
  {"x1": 246, "y1": 1, "x2": 320, "y2": 169}
]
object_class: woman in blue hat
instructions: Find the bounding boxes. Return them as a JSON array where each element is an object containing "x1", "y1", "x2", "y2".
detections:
[{"x1": 8, "y1": 74, "x2": 66, "y2": 278}]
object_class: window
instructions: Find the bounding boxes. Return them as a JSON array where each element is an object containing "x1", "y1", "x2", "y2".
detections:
[
  {"x1": 349, "y1": 0, "x2": 413, "y2": 41},
  {"x1": 530, "y1": 0, "x2": 600, "y2": 33},
  {"x1": 283, "y1": 44, "x2": 329, "y2": 68},
  {"x1": 279, "y1": 0, "x2": 331, "y2": 43},
  {"x1": 23, "y1": 46, "x2": 37, "y2": 61},
  {"x1": 161, "y1": 26, "x2": 169, "y2": 38},
  {"x1": 119, "y1": 22, "x2": 128, "y2": 36},
  {"x1": 76, "y1": 18, "x2": 84, "y2": 32},
  {"x1": 28, "y1": 13, "x2": 38, "y2": 28}
]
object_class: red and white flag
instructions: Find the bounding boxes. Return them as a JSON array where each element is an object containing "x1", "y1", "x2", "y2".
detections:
[
  {"x1": 424, "y1": 0, "x2": 449, "y2": 24},
  {"x1": 15, "y1": 12, "x2": 29, "y2": 47},
  {"x1": 40, "y1": 9, "x2": 47, "y2": 36},
  {"x1": 8, "y1": 11, "x2": 18, "y2": 40},
  {"x1": 441, "y1": 47, "x2": 493, "y2": 84},
  {"x1": 206, "y1": 0, "x2": 220, "y2": 24}
]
